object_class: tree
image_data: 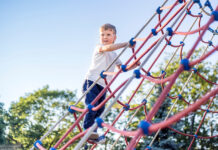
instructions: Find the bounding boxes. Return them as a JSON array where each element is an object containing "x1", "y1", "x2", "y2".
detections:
[
  {"x1": 160, "y1": 48, "x2": 218, "y2": 149},
  {"x1": 5, "y1": 85, "x2": 84, "y2": 149},
  {"x1": 112, "y1": 48, "x2": 217, "y2": 149},
  {"x1": 0, "y1": 102, "x2": 7, "y2": 144}
]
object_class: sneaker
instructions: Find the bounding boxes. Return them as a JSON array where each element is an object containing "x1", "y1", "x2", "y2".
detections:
[
  {"x1": 88, "y1": 132, "x2": 99, "y2": 140},
  {"x1": 96, "y1": 135, "x2": 106, "y2": 144},
  {"x1": 89, "y1": 135, "x2": 106, "y2": 144}
]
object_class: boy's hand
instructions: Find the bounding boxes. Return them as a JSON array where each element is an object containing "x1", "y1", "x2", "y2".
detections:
[{"x1": 129, "y1": 38, "x2": 136, "y2": 48}]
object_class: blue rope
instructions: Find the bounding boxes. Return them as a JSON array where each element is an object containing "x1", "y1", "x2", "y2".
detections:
[
  {"x1": 87, "y1": 104, "x2": 94, "y2": 112},
  {"x1": 121, "y1": 65, "x2": 128, "y2": 72},
  {"x1": 205, "y1": 0, "x2": 213, "y2": 11},
  {"x1": 151, "y1": 28, "x2": 157, "y2": 36},
  {"x1": 211, "y1": 11, "x2": 218, "y2": 21},
  {"x1": 161, "y1": 70, "x2": 166, "y2": 75},
  {"x1": 129, "y1": 38, "x2": 136, "y2": 46},
  {"x1": 134, "y1": 69, "x2": 141, "y2": 79},
  {"x1": 180, "y1": 41, "x2": 185, "y2": 46},
  {"x1": 208, "y1": 41, "x2": 213, "y2": 46},
  {"x1": 194, "y1": 0, "x2": 202, "y2": 8},
  {"x1": 166, "y1": 27, "x2": 173, "y2": 36},
  {"x1": 167, "y1": 41, "x2": 171, "y2": 45},
  {"x1": 192, "y1": 68, "x2": 197, "y2": 73},
  {"x1": 68, "y1": 105, "x2": 76, "y2": 114},
  {"x1": 34, "y1": 140, "x2": 43, "y2": 149},
  {"x1": 181, "y1": 59, "x2": 190, "y2": 70},
  {"x1": 186, "y1": 10, "x2": 191, "y2": 15},
  {"x1": 138, "y1": 121, "x2": 151, "y2": 135},
  {"x1": 123, "y1": 103, "x2": 130, "y2": 111},
  {"x1": 178, "y1": 94, "x2": 183, "y2": 100},
  {"x1": 141, "y1": 99, "x2": 147, "y2": 105},
  {"x1": 146, "y1": 146, "x2": 152, "y2": 150},
  {"x1": 178, "y1": 0, "x2": 183, "y2": 3},
  {"x1": 156, "y1": 7, "x2": 163, "y2": 14},
  {"x1": 100, "y1": 70, "x2": 107, "y2": 79},
  {"x1": 96, "y1": 117, "x2": 104, "y2": 128},
  {"x1": 147, "y1": 72, "x2": 151, "y2": 76}
]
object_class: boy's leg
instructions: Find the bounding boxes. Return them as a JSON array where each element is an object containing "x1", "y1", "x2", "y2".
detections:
[
  {"x1": 83, "y1": 80, "x2": 96, "y2": 129},
  {"x1": 90, "y1": 85, "x2": 107, "y2": 144},
  {"x1": 95, "y1": 86, "x2": 107, "y2": 120},
  {"x1": 92, "y1": 91, "x2": 107, "y2": 144},
  {"x1": 83, "y1": 113, "x2": 99, "y2": 140},
  {"x1": 82, "y1": 80, "x2": 100, "y2": 140},
  {"x1": 83, "y1": 109, "x2": 96, "y2": 130}
]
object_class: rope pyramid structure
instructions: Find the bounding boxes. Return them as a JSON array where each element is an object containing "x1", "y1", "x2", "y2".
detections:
[{"x1": 32, "y1": 0, "x2": 218, "y2": 149}]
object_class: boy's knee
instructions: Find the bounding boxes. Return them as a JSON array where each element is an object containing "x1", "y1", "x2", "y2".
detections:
[
  {"x1": 97, "y1": 105, "x2": 105, "y2": 115},
  {"x1": 85, "y1": 93, "x2": 96, "y2": 105},
  {"x1": 83, "y1": 111, "x2": 97, "y2": 129}
]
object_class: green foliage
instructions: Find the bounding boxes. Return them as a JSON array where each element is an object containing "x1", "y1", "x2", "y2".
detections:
[
  {"x1": 5, "y1": 85, "x2": 83, "y2": 149},
  {"x1": 0, "y1": 103, "x2": 7, "y2": 144},
  {"x1": 109, "y1": 48, "x2": 217, "y2": 149},
  {"x1": 161, "y1": 48, "x2": 218, "y2": 149},
  {"x1": 2, "y1": 48, "x2": 217, "y2": 150}
]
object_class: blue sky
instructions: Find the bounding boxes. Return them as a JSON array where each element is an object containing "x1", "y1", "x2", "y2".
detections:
[{"x1": 0, "y1": 0, "x2": 217, "y2": 109}]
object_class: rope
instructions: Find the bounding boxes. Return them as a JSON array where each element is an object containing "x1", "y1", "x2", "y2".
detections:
[
  {"x1": 187, "y1": 96, "x2": 216, "y2": 149},
  {"x1": 111, "y1": 2, "x2": 216, "y2": 149},
  {"x1": 31, "y1": 1, "x2": 218, "y2": 150}
]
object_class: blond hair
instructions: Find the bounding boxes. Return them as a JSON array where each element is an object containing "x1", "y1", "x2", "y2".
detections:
[{"x1": 100, "y1": 23, "x2": 117, "y2": 34}]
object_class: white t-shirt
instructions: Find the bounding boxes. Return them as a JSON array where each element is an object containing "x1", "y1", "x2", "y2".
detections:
[{"x1": 85, "y1": 45, "x2": 122, "y2": 87}]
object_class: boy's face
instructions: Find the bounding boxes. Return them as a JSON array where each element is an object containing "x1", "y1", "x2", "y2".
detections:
[{"x1": 100, "y1": 29, "x2": 116, "y2": 45}]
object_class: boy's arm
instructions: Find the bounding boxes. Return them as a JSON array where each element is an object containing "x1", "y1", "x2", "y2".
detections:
[
  {"x1": 99, "y1": 42, "x2": 128, "y2": 52},
  {"x1": 116, "y1": 61, "x2": 140, "y2": 72},
  {"x1": 103, "y1": 63, "x2": 139, "y2": 76}
]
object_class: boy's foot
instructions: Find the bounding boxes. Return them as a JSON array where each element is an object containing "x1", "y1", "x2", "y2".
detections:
[
  {"x1": 88, "y1": 132, "x2": 99, "y2": 140},
  {"x1": 89, "y1": 135, "x2": 106, "y2": 144}
]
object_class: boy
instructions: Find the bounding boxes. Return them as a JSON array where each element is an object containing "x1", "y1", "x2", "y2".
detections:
[{"x1": 83, "y1": 23, "x2": 137, "y2": 143}]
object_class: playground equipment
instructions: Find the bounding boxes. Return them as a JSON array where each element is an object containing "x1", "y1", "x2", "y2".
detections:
[{"x1": 32, "y1": 0, "x2": 218, "y2": 149}]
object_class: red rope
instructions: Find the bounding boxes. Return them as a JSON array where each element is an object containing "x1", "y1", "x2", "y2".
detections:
[
  {"x1": 53, "y1": 110, "x2": 88, "y2": 148},
  {"x1": 70, "y1": 88, "x2": 217, "y2": 144},
  {"x1": 149, "y1": 87, "x2": 218, "y2": 132},
  {"x1": 189, "y1": 13, "x2": 203, "y2": 18},
  {"x1": 51, "y1": 4, "x2": 218, "y2": 150},
  {"x1": 102, "y1": 123, "x2": 138, "y2": 136},
  {"x1": 188, "y1": 96, "x2": 216, "y2": 149},
  {"x1": 196, "y1": 72, "x2": 218, "y2": 85},
  {"x1": 186, "y1": 6, "x2": 218, "y2": 59},
  {"x1": 62, "y1": 3, "x2": 181, "y2": 147},
  {"x1": 140, "y1": 73, "x2": 174, "y2": 84},
  {"x1": 180, "y1": 97, "x2": 218, "y2": 113},
  {"x1": 90, "y1": 77, "x2": 146, "y2": 149},
  {"x1": 174, "y1": 24, "x2": 207, "y2": 35},
  {"x1": 156, "y1": 1, "x2": 191, "y2": 33},
  {"x1": 168, "y1": 126, "x2": 218, "y2": 139},
  {"x1": 189, "y1": 46, "x2": 218, "y2": 67},
  {"x1": 73, "y1": 113, "x2": 83, "y2": 132},
  {"x1": 60, "y1": 130, "x2": 88, "y2": 150}
]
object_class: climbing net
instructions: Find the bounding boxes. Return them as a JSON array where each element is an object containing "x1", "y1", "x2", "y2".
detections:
[{"x1": 32, "y1": 0, "x2": 218, "y2": 150}]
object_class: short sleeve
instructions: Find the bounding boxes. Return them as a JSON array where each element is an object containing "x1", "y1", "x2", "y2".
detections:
[
  {"x1": 115, "y1": 57, "x2": 122, "y2": 65},
  {"x1": 95, "y1": 45, "x2": 103, "y2": 53}
]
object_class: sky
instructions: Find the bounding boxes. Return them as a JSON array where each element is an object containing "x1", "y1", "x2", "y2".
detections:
[{"x1": 0, "y1": 0, "x2": 217, "y2": 109}]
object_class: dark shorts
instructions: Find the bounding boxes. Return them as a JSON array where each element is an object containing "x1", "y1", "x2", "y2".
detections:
[{"x1": 83, "y1": 80, "x2": 106, "y2": 129}]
